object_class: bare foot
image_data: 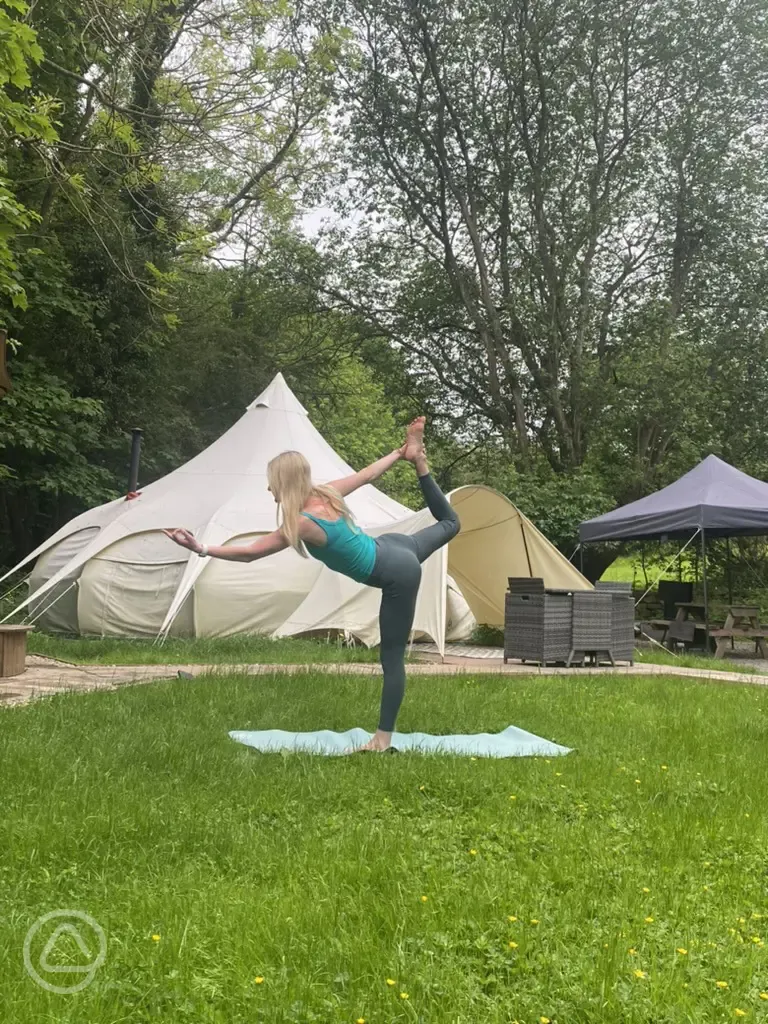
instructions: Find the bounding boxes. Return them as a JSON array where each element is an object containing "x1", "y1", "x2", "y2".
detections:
[
  {"x1": 404, "y1": 416, "x2": 426, "y2": 462},
  {"x1": 352, "y1": 729, "x2": 393, "y2": 753}
]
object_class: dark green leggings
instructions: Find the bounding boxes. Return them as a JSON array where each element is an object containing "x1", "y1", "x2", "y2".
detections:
[{"x1": 365, "y1": 474, "x2": 460, "y2": 732}]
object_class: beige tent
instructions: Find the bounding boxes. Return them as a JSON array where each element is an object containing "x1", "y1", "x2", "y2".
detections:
[{"x1": 2, "y1": 374, "x2": 590, "y2": 650}]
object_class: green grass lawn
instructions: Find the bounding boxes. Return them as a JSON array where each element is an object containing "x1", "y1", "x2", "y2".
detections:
[
  {"x1": 27, "y1": 632, "x2": 381, "y2": 665},
  {"x1": 635, "y1": 647, "x2": 768, "y2": 676},
  {"x1": 2, "y1": 669, "x2": 768, "y2": 1022}
]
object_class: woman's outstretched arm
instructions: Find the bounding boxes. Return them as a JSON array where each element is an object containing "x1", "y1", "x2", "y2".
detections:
[
  {"x1": 328, "y1": 446, "x2": 405, "y2": 497},
  {"x1": 164, "y1": 528, "x2": 288, "y2": 562}
]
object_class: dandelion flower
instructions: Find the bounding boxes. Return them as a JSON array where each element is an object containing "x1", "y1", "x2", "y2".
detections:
[
  {"x1": 400, "y1": 992, "x2": 409, "y2": 1000},
  {"x1": 751, "y1": 935, "x2": 762, "y2": 944},
  {"x1": 357, "y1": 1019, "x2": 366, "y2": 1023},
  {"x1": 644, "y1": 917, "x2": 654, "y2": 924},
  {"x1": 508, "y1": 915, "x2": 518, "y2": 922},
  {"x1": 759, "y1": 992, "x2": 768, "y2": 1000},
  {"x1": 633, "y1": 969, "x2": 647, "y2": 979},
  {"x1": 419, "y1": 785, "x2": 425, "y2": 791},
  {"x1": 628, "y1": 948, "x2": 637, "y2": 956},
  {"x1": 151, "y1": 934, "x2": 161, "y2": 942},
  {"x1": 386, "y1": 978, "x2": 396, "y2": 987},
  {"x1": 642, "y1": 887, "x2": 650, "y2": 893},
  {"x1": 469, "y1": 849, "x2": 477, "y2": 856},
  {"x1": 555, "y1": 772, "x2": 562, "y2": 777},
  {"x1": 530, "y1": 918, "x2": 539, "y2": 925},
  {"x1": 420, "y1": 895, "x2": 428, "y2": 902},
  {"x1": 661, "y1": 765, "x2": 668, "y2": 770},
  {"x1": 509, "y1": 941, "x2": 519, "y2": 949},
  {"x1": 676, "y1": 948, "x2": 688, "y2": 955},
  {"x1": 739, "y1": 917, "x2": 747, "y2": 924},
  {"x1": 254, "y1": 976, "x2": 264, "y2": 984},
  {"x1": 539, "y1": 1018, "x2": 550, "y2": 1024},
  {"x1": 716, "y1": 980, "x2": 729, "y2": 989},
  {"x1": 735, "y1": 1010, "x2": 746, "y2": 1018},
  {"x1": 509, "y1": 795, "x2": 517, "y2": 801}
]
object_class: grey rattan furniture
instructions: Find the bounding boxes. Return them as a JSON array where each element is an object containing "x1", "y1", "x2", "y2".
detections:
[
  {"x1": 504, "y1": 578, "x2": 572, "y2": 666},
  {"x1": 568, "y1": 591, "x2": 614, "y2": 666},
  {"x1": 504, "y1": 580, "x2": 635, "y2": 667},
  {"x1": 595, "y1": 581, "x2": 635, "y2": 664}
]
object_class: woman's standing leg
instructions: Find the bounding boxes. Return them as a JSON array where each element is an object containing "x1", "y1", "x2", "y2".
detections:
[{"x1": 356, "y1": 537, "x2": 421, "y2": 752}]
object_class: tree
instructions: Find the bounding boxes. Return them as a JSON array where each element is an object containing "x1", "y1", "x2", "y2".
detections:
[
  {"x1": 323, "y1": 0, "x2": 768, "y2": 482},
  {"x1": 0, "y1": 0, "x2": 56, "y2": 308}
]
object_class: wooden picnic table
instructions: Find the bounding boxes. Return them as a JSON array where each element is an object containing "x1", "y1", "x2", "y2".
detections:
[{"x1": 710, "y1": 606, "x2": 768, "y2": 660}]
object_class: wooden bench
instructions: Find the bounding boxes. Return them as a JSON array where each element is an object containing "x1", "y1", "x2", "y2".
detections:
[{"x1": 0, "y1": 625, "x2": 34, "y2": 678}]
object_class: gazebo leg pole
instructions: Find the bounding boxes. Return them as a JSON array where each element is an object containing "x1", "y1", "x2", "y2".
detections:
[
  {"x1": 701, "y1": 528, "x2": 710, "y2": 654},
  {"x1": 726, "y1": 537, "x2": 734, "y2": 650}
]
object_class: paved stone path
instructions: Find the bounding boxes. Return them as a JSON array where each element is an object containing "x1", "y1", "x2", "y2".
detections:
[{"x1": 1, "y1": 652, "x2": 767, "y2": 708}]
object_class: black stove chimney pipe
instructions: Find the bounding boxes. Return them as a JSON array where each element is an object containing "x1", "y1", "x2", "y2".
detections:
[{"x1": 128, "y1": 428, "x2": 143, "y2": 494}]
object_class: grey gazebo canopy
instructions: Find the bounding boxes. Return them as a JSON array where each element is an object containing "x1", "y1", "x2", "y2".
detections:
[{"x1": 580, "y1": 455, "x2": 768, "y2": 543}]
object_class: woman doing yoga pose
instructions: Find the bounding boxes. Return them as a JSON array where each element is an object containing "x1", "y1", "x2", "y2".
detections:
[{"x1": 165, "y1": 417, "x2": 460, "y2": 752}]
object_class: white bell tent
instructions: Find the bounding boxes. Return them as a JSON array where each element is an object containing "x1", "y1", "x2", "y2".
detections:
[{"x1": 1, "y1": 374, "x2": 590, "y2": 650}]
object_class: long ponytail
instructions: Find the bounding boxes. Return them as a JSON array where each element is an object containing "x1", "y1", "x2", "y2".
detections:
[{"x1": 267, "y1": 451, "x2": 355, "y2": 556}]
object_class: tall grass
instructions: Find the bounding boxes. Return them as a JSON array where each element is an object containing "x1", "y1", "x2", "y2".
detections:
[{"x1": 27, "y1": 632, "x2": 381, "y2": 665}]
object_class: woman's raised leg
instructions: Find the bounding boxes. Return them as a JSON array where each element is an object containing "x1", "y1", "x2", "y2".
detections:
[{"x1": 404, "y1": 417, "x2": 460, "y2": 563}]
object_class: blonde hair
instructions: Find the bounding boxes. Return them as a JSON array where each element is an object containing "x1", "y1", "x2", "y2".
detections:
[{"x1": 267, "y1": 450, "x2": 354, "y2": 556}]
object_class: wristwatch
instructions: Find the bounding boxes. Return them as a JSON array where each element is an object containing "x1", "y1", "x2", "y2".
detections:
[{"x1": 197, "y1": 545, "x2": 208, "y2": 557}]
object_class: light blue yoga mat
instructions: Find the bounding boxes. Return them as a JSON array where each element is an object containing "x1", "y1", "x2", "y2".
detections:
[{"x1": 229, "y1": 725, "x2": 571, "y2": 758}]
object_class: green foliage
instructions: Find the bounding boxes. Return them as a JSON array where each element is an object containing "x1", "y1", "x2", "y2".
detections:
[
  {"x1": 0, "y1": 0, "x2": 56, "y2": 306},
  {"x1": 0, "y1": 358, "x2": 114, "y2": 502},
  {"x1": 304, "y1": 356, "x2": 420, "y2": 508},
  {"x1": 6, "y1": 0, "x2": 768, "y2": 617},
  {"x1": 469, "y1": 622, "x2": 504, "y2": 647},
  {"x1": 509, "y1": 472, "x2": 614, "y2": 555}
]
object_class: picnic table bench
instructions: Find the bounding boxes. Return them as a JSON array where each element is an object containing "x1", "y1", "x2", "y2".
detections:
[{"x1": 709, "y1": 606, "x2": 768, "y2": 659}]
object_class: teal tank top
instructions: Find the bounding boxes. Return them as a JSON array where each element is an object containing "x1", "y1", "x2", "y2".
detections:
[{"x1": 301, "y1": 512, "x2": 377, "y2": 583}]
